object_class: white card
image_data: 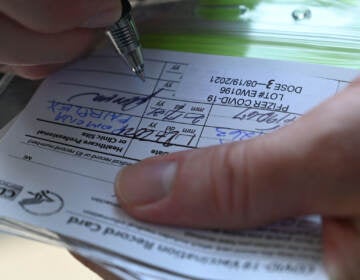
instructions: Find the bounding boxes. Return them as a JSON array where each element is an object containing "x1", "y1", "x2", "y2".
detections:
[{"x1": 0, "y1": 48, "x2": 358, "y2": 280}]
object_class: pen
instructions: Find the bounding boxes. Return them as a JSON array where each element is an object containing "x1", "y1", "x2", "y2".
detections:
[{"x1": 106, "y1": 0, "x2": 145, "y2": 81}]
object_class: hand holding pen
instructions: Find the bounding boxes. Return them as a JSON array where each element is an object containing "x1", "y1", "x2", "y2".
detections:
[{"x1": 0, "y1": 0, "x2": 140, "y2": 79}]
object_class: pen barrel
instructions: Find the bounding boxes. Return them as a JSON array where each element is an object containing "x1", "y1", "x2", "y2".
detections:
[
  {"x1": 107, "y1": 0, "x2": 145, "y2": 78},
  {"x1": 108, "y1": 14, "x2": 140, "y2": 52},
  {"x1": 120, "y1": 0, "x2": 132, "y2": 16}
]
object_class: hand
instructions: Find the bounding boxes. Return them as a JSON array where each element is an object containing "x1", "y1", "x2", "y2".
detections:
[
  {"x1": 0, "y1": 0, "x2": 123, "y2": 276},
  {"x1": 114, "y1": 79, "x2": 360, "y2": 279},
  {"x1": 0, "y1": 0, "x2": 122, "y2": 79}
]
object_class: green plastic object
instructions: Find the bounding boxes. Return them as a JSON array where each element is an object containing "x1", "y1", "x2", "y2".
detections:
[
  {"x1": 197, "y1": 0, "x2": 260, "y2": 21},
  {"x1": 135, "y1": 0, "x2": 360, "y2": 68}
]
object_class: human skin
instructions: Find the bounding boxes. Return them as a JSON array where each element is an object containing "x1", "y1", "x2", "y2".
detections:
[
  {"x1": 78, "y1": 79, "x2": 360, "y2": 280},
  {"x1": 114, "y1": 80, "x2": 360, "y2": 280},
  {"x1": 0, "y1": 0, "x2": 122, "y2": 78}
]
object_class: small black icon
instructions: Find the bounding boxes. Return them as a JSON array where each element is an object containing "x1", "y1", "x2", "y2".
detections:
[{"x1": 19, "y1": 190, "x2": 64, "y2": 216}]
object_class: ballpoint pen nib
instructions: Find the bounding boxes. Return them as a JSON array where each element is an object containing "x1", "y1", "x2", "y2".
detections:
[
  {"x1": 106, "y1": 13, "x2": 146, "y2": 83},
  {"x1": 137, "y1": 71, "x2": 146, "y2": 82}
]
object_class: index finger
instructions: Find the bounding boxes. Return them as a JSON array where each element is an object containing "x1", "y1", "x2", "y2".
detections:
[{"x1": 0, "y1": 0, "x2": 122, "y2": 33}]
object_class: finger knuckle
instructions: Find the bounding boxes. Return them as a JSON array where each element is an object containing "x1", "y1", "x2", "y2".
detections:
[
  {"x1": 308, "y1": 116, "x2": 360, "y2": 205},
  {"x1": 211, "y1": 143, "x2": 253, "y2": 227}
]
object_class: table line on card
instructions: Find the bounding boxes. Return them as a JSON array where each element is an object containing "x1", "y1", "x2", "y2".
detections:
[
  {"x1": 21, "y1": 140, "x2": 135, "y2": 168},
  {"x1": 64, "y1": 68, "x2": 182, "y2": 84},
  {"x1": 35, "y1": 119, "x2": 199, "y2": 150},
  {"x1": 8, "y1": 154, "x2": 114, "y2": 184},
  {"x1": 24, "y1": 134, "x2": 139, "y2": 161},
  {"x1": 58, "y1": 81, "x2": 305, "y2": 116},
  {"x1": 58, "y1": 81, "x2": 210, "y2": 106},
  {"x1": 122, "y1": 61, "x2": 168, "y2": 158},
  {"x1": 43, "y1": 101, "x2": 207, "y2": 127},
  {"x1": 89, "y1": 54, "x2": 189, "y2": 66}
]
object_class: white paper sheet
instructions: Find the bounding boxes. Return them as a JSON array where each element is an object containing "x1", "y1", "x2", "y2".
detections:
[{"x1": 0, "y1": 48, "x2": 358, "y2": 280}]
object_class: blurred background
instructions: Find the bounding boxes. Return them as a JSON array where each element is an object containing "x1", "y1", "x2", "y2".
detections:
[{"x1": 0, "y1": 235, "x2": 101, "y2": 279}]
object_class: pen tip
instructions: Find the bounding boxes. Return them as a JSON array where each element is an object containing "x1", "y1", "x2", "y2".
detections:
[{"x1": 138, "y1": 71, "x2": 146, "y2": 82}]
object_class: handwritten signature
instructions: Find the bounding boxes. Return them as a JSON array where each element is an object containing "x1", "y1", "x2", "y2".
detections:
[{"x1": 67, "y1": 88, "x2": 164, "y2": 112}]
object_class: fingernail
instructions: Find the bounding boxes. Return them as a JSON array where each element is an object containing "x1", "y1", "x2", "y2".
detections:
[
  {"x1": 115, "y1": 162, "x2": 177, "y2": 206},
  {"x1": 81, "y1": 8, "x2": 122, "y2": 28}
]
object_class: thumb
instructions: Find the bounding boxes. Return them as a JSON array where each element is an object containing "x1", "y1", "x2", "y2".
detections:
[
  {"x1": 115, "y1": 132, "x2": 308, "y2": 229},
  {"x1": 114, "y1": 90, "x2": 360, "y2": 229}
]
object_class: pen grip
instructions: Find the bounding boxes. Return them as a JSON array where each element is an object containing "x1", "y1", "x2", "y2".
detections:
[{"x1": 121, "y1": 0, "x2": 132, "y2": 16}]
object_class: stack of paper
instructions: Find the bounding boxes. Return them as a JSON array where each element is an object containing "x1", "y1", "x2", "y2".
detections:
[{"x1": 0, "y1": 48, "x2": 358, "y2": 280}]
